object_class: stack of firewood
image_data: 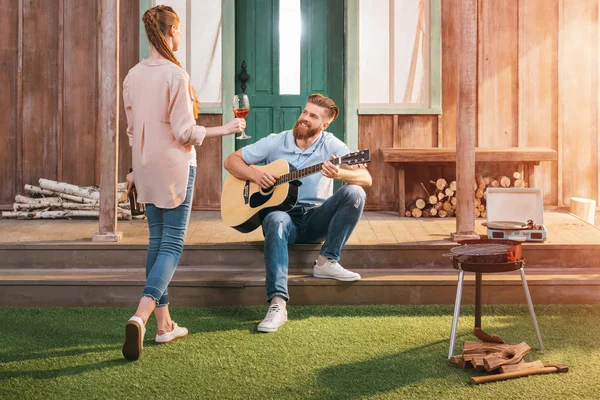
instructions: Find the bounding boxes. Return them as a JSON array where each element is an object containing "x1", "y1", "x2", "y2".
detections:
[
  {"x1": 405, "y1": 171, "x2": 526, "y2": 218},
  {"x1": 1, "y1": 179, "x2": 142, "y2": 220},
  {"x1": 450, "y1": 328, "x2": 567, "y2": 385}
]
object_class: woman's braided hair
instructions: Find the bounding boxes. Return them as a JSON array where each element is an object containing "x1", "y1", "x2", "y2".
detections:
[{"x1": 142, "y1": 5, "x2": 201, "y2": 118}]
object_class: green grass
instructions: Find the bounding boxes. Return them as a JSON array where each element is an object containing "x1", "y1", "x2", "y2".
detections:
[{"x1": 1, "y1": 305, "x2": 599, "y2": 399}]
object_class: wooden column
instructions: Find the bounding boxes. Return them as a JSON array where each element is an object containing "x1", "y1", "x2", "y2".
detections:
[
  {"x1": 451, "y1": 0, "x2": 479, "y2": 241},
  {"x1": 93, "y1": 0, "x2": 122, "y2": 242}
]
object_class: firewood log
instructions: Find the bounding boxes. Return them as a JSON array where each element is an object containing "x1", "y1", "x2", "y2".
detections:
[
  {"x1": 446, "y1": 209, "x2": 455, "y2": 217},
  {"x1": 478, "y1": 205, "x2": 485, "y2": 212},
  {"x1": 434, "y1": 202, "x2": 443, "y2": 210},
  {"x1": 411, "y1": 208, "x2": 423, "y2": 218},
  {"x1": 415, "y1": 198, "x2": 426, "y2": 209},
  {"x1": 450, "y1": 197, "x2": 458, "y2": 207},
  {"x1": 513, "y1": 171, "x2": 521, "y2": 180},
  {"x1": 500, "y1": 176, "x2": 511, "y2": 187},
  {"x1": 474, "y1": 198, "x2": 481, "y2": 207},
  {"x1": 475, "y1": 209, "x2": 481, "y2": 217},
  {"x1": 39, "y1": 179, "x2": 100, "y2": 201},
  {"x1": 475, "y1": 189, "x2": 484, "y2": 199},
  {"x1": 430, "y1": 178, "x2": 447, "y2": 191},
  {"x1": 490, "y1": 180, "x2": 500, "y2": 188},
  {"x1": 450, "y1": 181, "x2": 457, "y2": 191},
  {"x1": 437, "y1": 192, "x2": 446, "y2": 201},
  {"x1": 484, "y1": 176, "x2": 492, "y2": 185},
  {"x1": 405, "y1": 211, "x2": 411, "y2": 217},
  {"x1": 483, "y1": 342, "x2": 531, "y2": 372},
  {"x1": 445, "y1": 188, "x2": 454, "y2": 197},
  {"x1": 420, "y1": 182, "x2": 431, "y2": 197},
  {"x1": 481, "y1": 210, "x2": 487, "y2": 218},
  {"x1": 429, "y1": 207, "x2": 438, "y2": 216},
  {"x1": 514, "y1": 179, "x2": 526, "y2": 188},
  {"x1": 499, "y1": 360, "x2": 545, "y2": 373},
  {"x1": 24, "y1": 184, "x2": 54, "y2": 196},
  {"x1": 428, "y1": 195, "x2": 438, "y2": 205},
  {"x1": 443, "y1": 202, "x2": 452, "y2": 211},
  {"x1": 422, "y1": 208, "x2": 431, "y2": 218},
  {"x1": 438, "y1": 210, "x2": 448, "y2": 218}
]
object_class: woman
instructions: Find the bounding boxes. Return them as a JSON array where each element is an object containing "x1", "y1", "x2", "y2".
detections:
[{"x1": 122, "y1": 5, "x2": 245, "y2": 361}]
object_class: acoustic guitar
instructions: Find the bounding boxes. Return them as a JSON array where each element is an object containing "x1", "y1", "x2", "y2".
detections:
[{"x1": 221, "y1": 149, "x2": 371, "y2": 233}]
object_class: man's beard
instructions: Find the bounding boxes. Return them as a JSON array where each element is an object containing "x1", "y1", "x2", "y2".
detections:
[{"x1": 292, "y1": 120, "x2": 321, "y2": 140}]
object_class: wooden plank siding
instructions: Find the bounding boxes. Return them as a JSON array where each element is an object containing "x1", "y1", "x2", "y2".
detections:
[
  {"x1": 362, "y1": 0, "x2": 598, "y2": 212},
  {"x1": 0, "y1": 0, "x2": 19, "y2": 206}
]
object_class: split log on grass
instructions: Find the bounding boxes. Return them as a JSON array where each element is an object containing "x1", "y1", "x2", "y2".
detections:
[
  {"x1": 483, "y1": 342, "x2": 531, "y2": 371},
  {"x1": 462, "y1": 341, "x2": 510, "y2": 355},
  {"x1": 39, "y1": 179, "x2": 100, "y2": 201},
  {"x1": 499, "y1": 360, "x2": 544, "y2": 373},
  {"x1": 500, "y1": 176, "x2": 511, "y2": 187},
  {"x1": 473, "y1": 328, "x2": 504, "y2": 344},
  {"x1": 471, "y1": 363, "x2": 568, "y2": 385},
  {"x1": 449, "y1": 355, "x2": 463, "y2": 365}
]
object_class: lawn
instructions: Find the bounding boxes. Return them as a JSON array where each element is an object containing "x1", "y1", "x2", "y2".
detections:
[{"x1": 1, "y1": 305, "x2": 599, "y2": 399}]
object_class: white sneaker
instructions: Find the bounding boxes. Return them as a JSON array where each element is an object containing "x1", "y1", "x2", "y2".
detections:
[
  {"x1": 257, "y1": 304, "x2": 288, "y2": 333},
  {"x1": 155, "y1": 322, "x2": 188, "y2": 344},
  {"x1": 313, "y1": 260, "x2": 361, "y2": 281},
  {"x1": 122, "y1": 316, "x2": 146, "y2": 361}
]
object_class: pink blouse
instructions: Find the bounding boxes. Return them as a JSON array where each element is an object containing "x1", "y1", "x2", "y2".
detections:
[{"x1": 123, "y1": 58, "x2": 206, "y2": 208}]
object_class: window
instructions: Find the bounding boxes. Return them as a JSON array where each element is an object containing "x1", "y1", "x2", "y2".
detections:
[{"x1": 358, "y1": 0, "x2": 441, "y2": 114}]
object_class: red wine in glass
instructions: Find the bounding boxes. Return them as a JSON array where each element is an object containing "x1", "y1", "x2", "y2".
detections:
[
  {"x1": 233, "y1": 94, "x2": 250, "y2": 139},
  {"x1": 233, "y1": 108, "x2": 249, "y2": 118}
]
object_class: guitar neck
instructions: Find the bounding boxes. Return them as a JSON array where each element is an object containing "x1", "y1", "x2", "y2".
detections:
[{"x1": 275, "y1": 159, "x2": 341, "y2": 185}]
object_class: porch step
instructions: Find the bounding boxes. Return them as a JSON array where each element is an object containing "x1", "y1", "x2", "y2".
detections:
[
  {"x1": 2, "y1": 242, "x2": 600, "y2": 269},
  {"x1": 2, "y1": 266, "x2": 600, "y2": 306}
]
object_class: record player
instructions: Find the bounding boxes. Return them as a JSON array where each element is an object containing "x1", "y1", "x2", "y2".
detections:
[{"x1": 484, "y1": 188, "x2": 546, "y2": 242}]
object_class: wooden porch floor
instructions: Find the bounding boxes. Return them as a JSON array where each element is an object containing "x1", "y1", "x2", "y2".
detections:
[{"x1": 1, "y1": 210, "x2": 599, "y2": 246}]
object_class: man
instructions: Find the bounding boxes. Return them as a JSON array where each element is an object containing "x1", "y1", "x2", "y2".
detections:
[{"x1": 224, "y1": 94, "x2": 372, "y2": 333}]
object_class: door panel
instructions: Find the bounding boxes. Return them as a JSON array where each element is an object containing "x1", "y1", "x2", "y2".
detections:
[{"x1": 235, "y1": 0, "x2": 344, "y2": 150}]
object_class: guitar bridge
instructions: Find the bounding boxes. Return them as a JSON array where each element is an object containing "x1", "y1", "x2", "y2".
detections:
[{"x1": 243, "y1": 181, "x2": 250, "y2": 204}]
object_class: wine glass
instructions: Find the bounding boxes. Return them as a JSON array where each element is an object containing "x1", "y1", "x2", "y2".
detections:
[{"x1": 233, "y1": 94, "x2": 251, "y2": 140}]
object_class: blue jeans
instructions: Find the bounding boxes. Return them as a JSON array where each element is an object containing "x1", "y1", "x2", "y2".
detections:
[
  {"x1": 261, "y1": 184, "x2": 366, "y2": 302},
  {"x1": 142, "y1": 166, "x2": 196, "y2": 306}
]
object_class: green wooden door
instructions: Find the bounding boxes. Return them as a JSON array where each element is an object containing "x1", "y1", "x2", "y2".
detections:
[{"x1": 235, "y1": 0, "x2": 344, "y2": 150}]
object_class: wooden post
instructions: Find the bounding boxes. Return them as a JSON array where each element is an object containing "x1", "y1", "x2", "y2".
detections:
[
  {"x1": 93, "y1": 0, "x2": 122, "y2": 242},
  {"x1": 451, "y1": 0, "x2": 479, "y2": 242}
]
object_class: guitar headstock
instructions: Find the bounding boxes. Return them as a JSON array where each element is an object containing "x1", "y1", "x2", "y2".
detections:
[{"x1": 341, "y1": 149, "x2": 371, "y2": 166}]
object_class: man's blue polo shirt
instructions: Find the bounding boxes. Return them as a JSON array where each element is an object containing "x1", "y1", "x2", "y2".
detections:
[{"x1": 241, "y1": 130, "x2": 351, "y2": 207}]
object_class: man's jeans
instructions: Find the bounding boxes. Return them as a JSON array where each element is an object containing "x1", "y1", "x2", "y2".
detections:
[
  {"x1": 261, "y1": 184, "x2": 366, "y2": 302},
  {"x1": 142, "y1": 166, "x2": 196, "y2": 306}
]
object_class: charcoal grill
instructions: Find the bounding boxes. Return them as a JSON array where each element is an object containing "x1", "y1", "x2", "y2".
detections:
[{"x1": 446, "y1": 239, "x2": 544, "y2": 359}]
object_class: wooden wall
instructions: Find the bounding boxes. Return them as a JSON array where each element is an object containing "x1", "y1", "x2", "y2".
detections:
[
  {"x1": 1, "y1": 0, "x2": 598, "y2": 213},
  {"x1": 0, "y1": 0, "x2": 222, "y2": 210},
  {"x1": 362, "y1": 0, "x2": 599, "y2": 212}
]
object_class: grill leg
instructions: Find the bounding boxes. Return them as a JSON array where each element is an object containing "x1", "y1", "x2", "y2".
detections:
[
  {"x1": 520, "y1": 267, "x2": 544, "y2": 352},
  {"x1": 448, "y1": 269, "x2": 465, "y2": 359},
  {"x1": 475, "y1": 272, "x2": 482, "y2": 329}
]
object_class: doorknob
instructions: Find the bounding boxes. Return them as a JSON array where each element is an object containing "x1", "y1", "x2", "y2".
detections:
[{"x1": 239, "y1": 60, "x2": 250, "y2": 93}]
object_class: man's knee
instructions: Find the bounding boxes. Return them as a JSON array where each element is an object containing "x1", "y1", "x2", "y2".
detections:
[
  {"x1": 262, "y1": 211, "x2": 293, "y2": 238},
  {"x1": 339, "y1": 184, "x2": 367, "y2": 204}
]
